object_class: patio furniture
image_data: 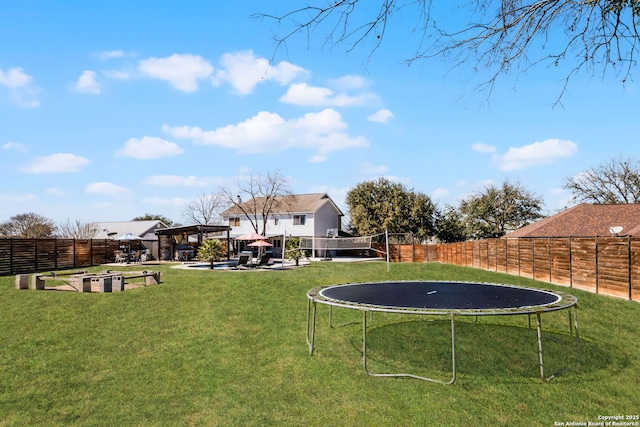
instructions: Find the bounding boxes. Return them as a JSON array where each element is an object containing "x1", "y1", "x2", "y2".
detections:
[
  {"x1": 235, "y1": 253, "x2": 253, "y2": 269},
  {"x1": 256, "y1": 253, "x2": 273, "y2": 268},
  {"x1": 114, "y1": 251, "x2": 128, "y2": 263}
]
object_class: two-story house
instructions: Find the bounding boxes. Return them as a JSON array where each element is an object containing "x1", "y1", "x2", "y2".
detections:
[{"x1": 221, "y1": 193, "x2": 344, "y2": 257}]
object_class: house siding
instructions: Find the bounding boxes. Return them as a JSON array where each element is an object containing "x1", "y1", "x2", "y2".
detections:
[
  {"x1": 222, "y1": 195, "x2": 342, "y2": 239},
  {"x1": 312, "y1": 202, "x2": 341, "y2": 236}
]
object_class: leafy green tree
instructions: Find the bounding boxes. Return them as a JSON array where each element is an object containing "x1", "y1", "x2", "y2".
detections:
[
  {"x1": 0, "y1": 213, "x2": 56, "y2": 238},
  {"x1": 197, "y1": 239, "x2": 224, "y2": 269},
  {"x1": 132, "y1": 213, "x2": 175, "y2": 227},
  {"x1": 459, "y1": 181, "x2": 544, "y2": 239},
  {"x1": 346, "y1": 178, "x2": 436, "y2": 240},
  {"x1": 563, "y1": 157, "x2": 640, "y2": 204},
  {"x1": 285, "y1": 236, "x2": 305, "y2": 266},
  {"x1": 434, "y1": 205, "x2": 469, "y2": 243}
]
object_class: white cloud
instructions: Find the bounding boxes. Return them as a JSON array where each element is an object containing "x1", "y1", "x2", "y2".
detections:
[
  {"x1": 213, "y1": 50, "x2": 307, "y2": 95},
  {"x1": 138, "y1": 54, "x2": 214, "y2": 92},
  {"x1": 280, "y1": 82, "x2": 376, "y2": 107},
  {"x1": 368, "y1": 109, "x2": 394, "y2": 123},
  {"x1": 472, "y1": 143, "x2": 496, "y2": 153},
  {"x1": 144, "y1": 175, "x2": 223, "y2": 187},
  {"x1": 74, "y1": 70, "x2": 101, "y2": 94},
  {"x1": 431, "y1": 188, "x2": 450, "y2": 199},
  {"x1": 20, "y1": 153, "x2": 91, "y2": 173},
  {"x1": 163, "y1": 108, "x2": 368, "y2": 162},
  {"x1": 499, "y1": 139, "x2": 578, "y2": 171},
  {"x1": 0, "y1": 193, "x2": 36, "y2": 203},
  {"x1": 102, "y1": 70, "x2": 130, "y2": 80},
  {"x1": 95, "y1": 50, "x2": 128, "y2": 60},
  {"x1": 328, "y1": 75, "x2": 370, "y2": 90},
  {"x1": 0, "y1": 67, "x2": 32, "y2": 87},
  {"x1": 0, "y1": 67, "x2": 39, "y2": 107},
  {"x1": 85, "y1": 182, "x2": 130, "y2": 196},
  {"x1": 2, "y1": 141, "x2": 26, "y2": 151},
  {"x1": 115, "y1": 136, "x2": 184, "y2": 159}
]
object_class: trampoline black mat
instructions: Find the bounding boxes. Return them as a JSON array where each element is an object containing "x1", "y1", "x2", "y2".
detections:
[{"x1": 318, "y1": 281, "x2": 560, "y2": 310}]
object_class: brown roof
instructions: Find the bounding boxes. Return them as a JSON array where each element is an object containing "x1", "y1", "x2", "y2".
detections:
[
  {"x1": 505, "y1": 203, "x2": 640, "y2": 238},
  {"x1": 221, "y1": 193, "x2": 343, "y2": 217}
]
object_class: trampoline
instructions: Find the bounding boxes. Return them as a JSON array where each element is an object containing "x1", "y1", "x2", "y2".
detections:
[{"x1": 306, "y1": 281, "x2": 578, "y2": 384}]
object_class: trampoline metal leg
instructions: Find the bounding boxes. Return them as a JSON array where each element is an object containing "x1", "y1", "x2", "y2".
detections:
[
  {"x1": 306, "y1": 299, "x2": 317, "y2": 355},
  {"x1": 536, "y1": 312, "x2": 544, "y2": 379},
  {"x1": 573, "y1": 306, "x2": 580, "y2": 364},
  {"x1": 362, "y1": 310, "x2": 456, "y2": 384}
]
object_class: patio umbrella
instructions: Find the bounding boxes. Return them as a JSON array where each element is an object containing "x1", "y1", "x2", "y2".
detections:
[
  {"x1": 235, "y1": 232, "x2": 268, "y2": 241},
  {"x1": 115, "y1": 232, "x2": 143, "y2": 255},
  {"x1": 247, "y1": 240, "x2": 273, "y2": 247},
  {"x1": 115, "y1": 232, "x2": 144, "y2": 241}
]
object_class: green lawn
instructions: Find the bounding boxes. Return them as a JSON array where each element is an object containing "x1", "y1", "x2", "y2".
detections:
[{"x1": 1, "y1": 262, "x2": 638, "y2": 426}]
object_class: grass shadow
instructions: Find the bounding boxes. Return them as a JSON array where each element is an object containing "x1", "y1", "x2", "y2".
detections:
[{"x1": 354, "y1": 317, "x2": 614, "y2": 384}]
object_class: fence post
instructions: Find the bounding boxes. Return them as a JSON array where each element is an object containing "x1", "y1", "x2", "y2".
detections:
[
  {"x1": 531, "y1": 238, "x2": 536, "y2": 280},
  {"x1": 10, "y1": 238, "x2": 14, "y2": 275},
  {"x1": 628, "y1": 236, "x2": 632, "y2": 301},
  {"x1": 595, "y1": 237, "x2": 599, "y2": 294},
  {"x1": 569, "y1": 237, "x2": 573, "y2": 288},
  {"x1": 518, "y1": 238, "x2": 521, "y2": 277},
  {"x1": 548, "y1": 237, "x2": 552, "y2": 283}
]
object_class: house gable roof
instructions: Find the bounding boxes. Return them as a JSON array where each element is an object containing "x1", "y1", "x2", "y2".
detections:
[
  {"x1": 93, "y1": 220, "x2": 167, "y2": 240},
  {"x1": 221, "y1": 193, "x2": 344, "y2": 217},
  {"x1": 505, "y1": 203, "x2": 640, "y2": 238}
]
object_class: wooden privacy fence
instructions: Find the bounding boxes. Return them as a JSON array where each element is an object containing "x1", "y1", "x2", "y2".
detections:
[
  {"x1": 432, "y1": 237, "x2": 640, "y2": 302},
  {"x1": 0, "y1": 238, "x2": 121, "y2": 275}
]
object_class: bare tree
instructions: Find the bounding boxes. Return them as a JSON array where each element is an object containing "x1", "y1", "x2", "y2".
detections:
[
  {"x1": 57, "y1": 219, "x2": 99, "y2": 239},
  {"x1": 258, "y1": 1, "x2": 640, "y2": 103},
  {"x1": 0, "y1": 213, "x2": 56, "y2": 238},
  {"x1": 183, "y1": 193, "x2": 226, "y2": 225},
  {"x1": 564, "y1": 157, "x2": 640, "y2": 204},
  {"x1": 219, "y1": 170, "x2": 293, "y2": 235}
]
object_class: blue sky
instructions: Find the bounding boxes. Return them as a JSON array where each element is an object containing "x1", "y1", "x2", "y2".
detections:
[{"x1": 1, "y1": 1, "x2": 638, "y2": 226}]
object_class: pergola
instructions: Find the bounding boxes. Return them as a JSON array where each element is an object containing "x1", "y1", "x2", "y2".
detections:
[{"x1": 155, "y1": 224, "x2": 232, "y2": 261}]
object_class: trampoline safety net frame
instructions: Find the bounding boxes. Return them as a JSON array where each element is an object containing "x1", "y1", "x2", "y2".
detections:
[{"x1": 306, "y1": 281, "x2": 579, "y2": 384}]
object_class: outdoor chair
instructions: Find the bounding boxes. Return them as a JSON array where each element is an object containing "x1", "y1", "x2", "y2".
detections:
[
  {"x1": 258, "y1": 258, "x2": 276, "y2": 269},
  {"x1": 256, "y1": 253, "x2": 273, "y2": 268},
  {"x1": 235, "y1": 253, "x2": 252, "y2": 269},
  {"x1": 114, "y1": 250, "x2": 128, "y2": 263},
  {"x1": 131, "y1": 251, "x2": 142, "y2": 263}
]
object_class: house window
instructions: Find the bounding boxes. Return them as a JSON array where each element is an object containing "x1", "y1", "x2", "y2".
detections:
[
  {"x1": 293, "y1": 214, "x2": 306, "y2": 226},
  {"x1": 229, "y1": 217, "x2": 240, "y2": 227},
  {"x1": 273, "y1": 216, "x2": 279, "y2": 226}
]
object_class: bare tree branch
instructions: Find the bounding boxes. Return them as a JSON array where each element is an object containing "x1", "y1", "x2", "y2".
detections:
[
  {"x1": 183, "y1": 193, "x2": 226, "y2": 225},
  {"x1": 219, "y1": 170, "x2": 293, "y2": 235},
  {"x1": 257, "y1": 0, "x2": 640, "y2": 103},
  {"x1": 57, "y1": 219, "x2": 99, "y2": 239},
  {"x1": 564, "y1": 156, "x2": 640, "y2": 204}
]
